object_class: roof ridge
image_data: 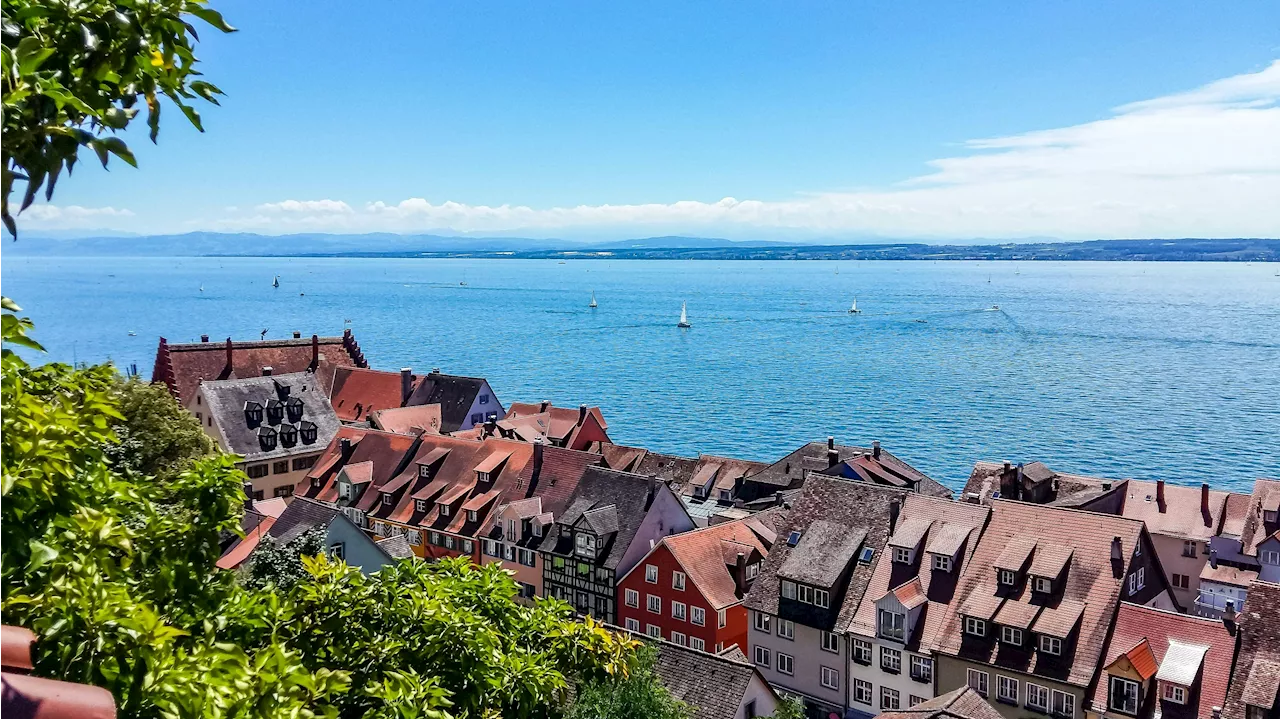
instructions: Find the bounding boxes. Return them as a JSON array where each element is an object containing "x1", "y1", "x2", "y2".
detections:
[{"x1": 992, "y1": 497, "x2": 1148, "y2": 528}]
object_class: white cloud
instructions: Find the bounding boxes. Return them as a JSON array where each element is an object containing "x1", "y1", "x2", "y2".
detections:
[
  {"x1": 214, "y1": 59, "x2": 1280, "y2": 239},
  {"x1": 20, "y1": 204, "x2": 136, "y2": 229}
]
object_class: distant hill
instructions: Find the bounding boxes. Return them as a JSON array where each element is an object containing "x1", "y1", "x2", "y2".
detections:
[{"x1": 4, "y1": 233, "x2": 1276, "y2": 261}]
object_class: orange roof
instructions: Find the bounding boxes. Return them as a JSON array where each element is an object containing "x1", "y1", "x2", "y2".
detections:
[
  {"x1": 328, "y1": 366, "x2": 415, "y2": 422},
  {"x1": 369, "y1": 404, "x2": 443, "y2": 435},
  {"x1": 293, "y1": 426, "x2": 419, "y2": 503},
  {"x1": 647, "y1": 509, "x2": 785, "y2": 610},
  {"x1": 1121, "y1": 638, "x2": 1160, "y2": 680},
  {"x1": 217, "y1": 516, "x2": 276, "y2": 569},
  {"x1": 892, "y1": 577, "x2": 928, "y2": 610}
]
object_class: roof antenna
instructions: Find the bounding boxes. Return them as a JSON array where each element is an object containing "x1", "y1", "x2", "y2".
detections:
[{"x1": 260, "y1": 328, "x2": 268, "y2": 340}]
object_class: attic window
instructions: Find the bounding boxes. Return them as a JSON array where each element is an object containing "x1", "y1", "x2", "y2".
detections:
[
  {"x1": 467, "y1": 509, "x2": 478, "y2": 522},
  {"x1": 718, "y1": 489, "x2": 732, "y2": 501},
  {"x1": 933, "y1": 555, "x2": 953, "y2": 572},
  {"x1": 415, "y1": 499, "x2": 428, "y2": 513},
  {"x1": 998, "y1": 569, "x2": 1017, "y2": 586},
  {"x1": 440, "y1": 505, "x2": 451, "y2": 518},
  {"x1": 266, "y1": 400, "x2": 284, "y2": 424},
  {"x1": 893, "y1": 547, "x2": 912, "y2": 564},
  {"x1": 859, "y1": 547, "x2": 875, "y2": 563},
  {"x1": 575, "y1": 532, "x2": 596, "y2": 559},
  {"x1": 787, "y1": 531, "x2": 801, "y2": 547},
  {"x1": 382, "y1": 493, "x2": 393, "y2": 506},
  {"x1": 286, "y1": 397, "x2": 304, "y2": 422},
  {"x1": 279, "y1": 423, "x2": 298, "y2": 448},
  {"x1": 299, "y1": 421, "x2": 318, "y2": 444},
  {"x1": 311, "y1": 476, "x2": 322, "y2": 489},
  {"x1": 244, "y1": 401, "x2": 264, "y2": 425},
  {"x1": 1033, "y1": 576, "x2": 1054, "y2": 594},
  {"x1": 476, "y1": 471, "x2": 491, "y2": 483},
  {"x1": 258, "y1": 427, "x2": 278, "y2": 450},
  {"x1": 418, "y1": 463, "x2": 434, "y2": 479}
]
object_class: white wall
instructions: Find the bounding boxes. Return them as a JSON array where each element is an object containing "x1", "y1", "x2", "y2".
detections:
[
  {"x1": 848, "y1": 632, "x2": 936, "y2": 715},
  {"x1": 740, "y1": 672, "x2": 781, "y2": 719},
  {"x1": 617, "y1": 484, "x2": 696, "y2": 578}
]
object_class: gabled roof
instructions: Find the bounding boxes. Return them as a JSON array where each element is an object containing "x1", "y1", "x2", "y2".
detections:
[
  {"x1": 850, "y1": 494, "x2": 990, "y2": 651},
  {"x1": 199, "y1": 372, "x2": 340, "y2": 461},
  {"x1": 1115, "y1": 638, "x2": 1160, "y2": 681},
  {"x1": 934, "y1": 501, "x2": 1152, "y2": 688},
  {"x1": 500, "y1": 402, "x2": 609, "y2": 447},
  {"x1": 375, "y1": 535, "x2": 414, "y2": 559},
  {"x1": 1118, "y1": 480, "x2": 1230, "y2": 542},
  {"x1": 777, "y1": 520, "x2": 867, "y2": 588},
  {"x1": 412, "y1": 372, "x2": 493, "y2": 432},
  {"x1": 293, "y1": 426, "x2": 419, "y2": 503},
  {"x1": 745, "y1": 441, "x2": 949, "y2": 499},
  {"x1": 538, "y1": 467, "x2": 672, "y2": 571},
  {"x1": 876, "y1": 686, "x2": 1005, "y2": 719},
  {"x1": 745, "y1": 475, "x2": 909, "y2": 632},
  {"x1": 649, "y1": 635, "x2": 780, "y2": 719},
  {"x1": 580, "y1": 505, "x2": 620, "y2": 536},
  {"x1": 597, "y1": 444, "x2": 647, "y2": 473},
  {"x1": 509, "y1": 445, "x2": 602, "y2": 519},
  {"x1": 368, "y1": 403, "x2": 443, "y2": 436},
  {"x1": 891, "y1": 577, "x2": 928, "y2": 610},
  {"x1": 1224, "y1": 581, "x2": 1280, "y2": 719},
  {"x1": 328, "y1": 366, "x2": 414, "y2": 422},
  {"x1": 268, "y1": 496, "x2": 341, "y2": 544},
  {"x1": 153, "y1": 331, "x2": 367, "y2": 403},
  {"x1": 1093, "y1": 603, "x2": 1236, "y2": 719},
  {"x1": 643, "y1": 508, "x2": 786, "y2": 610},
  {"x1": 1238, "y1": 479, "x2": 1280, "y2": 557}
]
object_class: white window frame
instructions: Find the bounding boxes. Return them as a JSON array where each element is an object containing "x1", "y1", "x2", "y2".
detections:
[
  {"x1": 821, "y1": 631, "x2": 840, "y2": 653},
  {"x1": 753, "y1": 645, "x2": 770, "y2": 668},
  {"x1": 879, "y1": 608, "x2": 906, "y2": 641},
  {"x1": 1128, "y1": 567, "x2": 1145, "y2": 594},
  {"x1": 1026, "y1": 683, "x2": 1050, "y2": 712},
  {"x1": 776, "y1": 618, "x2": 794, "y2": 640},
  {"x1": 893, "y1": 547, "x2": 911, "y2": 564},
  {"x1": 1040, "y1": 635, "x2": 1062, "y2": 655},
  {"x1": 998, "y1": 568, "x2": 1016, "y2": 585},
  {"x1": 854, "y1": 679, "x2": 873, "y2": 705},
  {"x1": 624, "y1": 588, "x2": 639, "y2": 608},
  {"x1": 1002, "y1": 626, "x2": 1024, "y2": 645},
  {"x1": 670, "y1": 630, "x2": 686, "y2": 646},
  {"x1": 910, "y1": 654, "x2": 933, "y2": 683},
  {"x1": 624, "y1": 617, "x2": 640, "y2": 632},
  {"x1": 645, "y1": 564, "x2": 658, "y2": 583},
  {"x1": 690, "y1": 606, "x2": 705, "y2": 626},
  {"x1": 647, "y1": 594, "x2": 661, "y2": 614},
  {"x1": 717, "y1": 608, "x2": 726, "y2": 628},
  {"x1": 1109, "y1": 676, "x2": 1139, "y2": 715},
  {"x1": 690, "y1": 636, "x2": 706, "y2": 652},
  {"x1": 780, "y1": 579, "x2": 796, "y2": 599},
  {"x1": 998, "y1": 675, "x2": 1019, "y2": 704},
  {"x1": 777, "y1": 652, "x2": 794, "y2": 676},
  {"x1": 881, "y1": 686, "x2": 901, "y2": 711},
  {"x1": 672, "y1": 571, "x2": 686, "y2": 591},
  {"x1": 964, "y1": 617, "x2": 986, "y2": 637},
  {"x1": 647, "y1": 624, "x2": 661, "y2": 639},
  {"x1": 968, "y1": 668, "x2": 989, "y2": 697},
  {"x1": 1033, "y1": 576, "x2": 1053, "y2": 594},
  {"x1": 671, "y1": 601, "x2": 686, "y2": 622},
  {"x1": 853, "y1": 638, "x2": 873, "y2": 664},
  {"x1": 753, "y1": 612, "x2": 771, "y2": 633},
  {"x1": 1052, "y1": 690, "x2": 1075, "y2": 719},
  {"x1": 933, "y1": 554, "x2": 953, "y2": 571},
  {"x1": 1262, "y1": 549, "x2": 1280, "y2": 565},
  {"x1": 1163, "y1": 683, "x2": 1187, "y2": 705},
  {"x1": 881, "y1": 646, "x2": 902, "y2": 674},
  {"x1": 820, "y1": 666, "x2": 839, "y2": 691}
]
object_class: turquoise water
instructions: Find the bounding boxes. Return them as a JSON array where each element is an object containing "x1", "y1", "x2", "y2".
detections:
[{"x1": 3, "y1": 256, "x2": 1278, "y2": 490}]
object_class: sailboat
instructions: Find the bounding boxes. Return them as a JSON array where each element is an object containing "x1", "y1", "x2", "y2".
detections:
[
  {"x1": 199, "y1": 284, "x2": 204, "y2": 292},
  {"x1": 848, "y1": 298, "x2": 861, "y2": 314},
  {"x1": 272, "y1": 275, "x2": 280, "y2": 288},
  {"x1": 677, "y1": 302, "x2": 691, "y2": 328},
  {"x1": 589, "y1": 291, "x2": 598, "y2": 308}
]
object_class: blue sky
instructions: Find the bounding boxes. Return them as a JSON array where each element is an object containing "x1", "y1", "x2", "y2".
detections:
[{"x1": 20, "y1": 0, "x2": 1280, "y2": 240}]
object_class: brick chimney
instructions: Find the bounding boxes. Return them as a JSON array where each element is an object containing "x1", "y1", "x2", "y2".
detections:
[
  {"x1": 1111, "y1": 536, "x2": 1123, "y2": 561},
  {"x1": 339, "y1": 437, "x2": 353, "y2": 460},
  {"x1": 540, "y1": 399, "x2": 551, "y2": 413},
  {"x1": 827, "y1": 436, "x2": 839, "y2": 468},
  {"x1": 242, "y1": 481, "x2": 254, "y2": 511},
  {"x1": 311, "y1": 334, "x2": 320, "y2": 369},
  {"x1": 1157, "y1": 480, "x2": 1166, "y2": 513},
  {"x1": 735, "y1": 551, "x2": 748, "y2": 597},
  {"x1": 400, "y1": 368, "x2": 413, "y2": 404},
  {"x1": 224, "y1": 337, "x2": 233, "y2": 370},
  {"x1": 1201, "y1": 483, "x2": 1210, "y2": 518}
]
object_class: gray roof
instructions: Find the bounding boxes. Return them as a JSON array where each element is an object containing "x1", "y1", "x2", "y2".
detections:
[
  {"x1": 538, "y1": 467, "x2": 662, "y2": 571},
  {"x1": 375, "y1": 535, "x2": 414, "y2": 560},
  {"x1": 876, "y1": 686, "x2": 1005, "y2": 719},
  {"x1": 651, "y1": 639, "x2": 773, "y2": 719},
  {"x1": 415, "y1": 373, "x2": 489, "y2": 432},
  {"x1": 777, "y1": 519, "x2": 867, "y2": 588},
  {"x1": 744, "y1": 440, "x2": 950, "y2": 498},
  {"x1": 269, "y1": 496, "x2": 341, "y2": 544},
  {"x1": 744, "y1": 474, "x2": 908, "y2": 632},
  {"x1": 200, "y1": 371, "x2": 339, "y2": 462}
]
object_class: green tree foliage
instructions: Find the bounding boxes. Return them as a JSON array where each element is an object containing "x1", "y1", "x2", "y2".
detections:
[
  {"x1": 566, "y1": 643, "x2": 691, "y2": 719},
  {"x1": 104, "y1": 375, "x2": 215, "y2": 483},
  {"x1": 243, "y1": 526, "x2": 326, "y2": 591},
  {"x1": 1, "y1": 0, "x2": 235, "y2": 236},
  {"x1": 764, "y1": 696, "x2": 805, "y2": 719}
]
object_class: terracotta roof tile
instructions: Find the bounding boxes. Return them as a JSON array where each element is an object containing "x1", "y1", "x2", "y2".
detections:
[
  {"x1": 328, "y1": 366, "x2": 414, "y2": 422},
  {"x1": 1119, "y1": 480, "x2": 1230, "y2": 542},
  {"x1": 1224, "y1": 581, "x2": 1280, "y2": 719},
  {"x1": 1029, "y1": 599, "x2": 1086, "y2": 638},
  {"x1": 1027, "y1": 544, "x2": 1073, "y2": 579},
  {"x1": 892, "y1": 577, "x2": 928, "y2": 610},
  {"x1": 992, "y1": 537, "x2": 1037, "y2": 572},
  {"x1": 650, "y1": 509, "x2": 786, "y2": 610},
  {"x1": 1238, "y1": 479, "x2": 1280, "y2": 557},
  {"x1": 993, "y1": 600, "x2": 1042, "y2": 630},
  {"x1": 746, "y1": 441, "x2": 949, "y2": 499},
  {"x1": 369, "y1": 404, "x2": 443, "y2": 435}
]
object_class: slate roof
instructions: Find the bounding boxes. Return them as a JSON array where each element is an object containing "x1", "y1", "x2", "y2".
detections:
[
  {"x1": 650, "y1": 637, "x2": 778, "y2": 719},
  {"x1": 368, "y1": 404, "x2": 444, "y2": 435},
  {"x1": 933, "y1": 501, "x2": 1153, "y2": 688},
  {"x1": 1118, "y1": 480, "x2": 1230, "y2": 542},
  {"x1": 1237, "y1": 479, "x2": 1280, "y2": 557},
  {"x1": 745, "y1": 440, "x2": 950, "y2": 498},
  {"x1": 1223, "y1": 581, "x2": 1280, "y2": 719},
  {"x1": 646, "y1": 508, "x2": 786, "y2": 610},
  {"x1": 961, "y1": 460, "x2": 1124, "y2": 507},
  {"x1": 268, "y1": 496, "x2": 341, "y2": 544},
  {"x1": 153, "y1": 331, "x2": 366, "y2": 404},
  {"x1": 375, "y1": 535, "x2": 414, "y2": 559},
  {"x1": 412, "y1": 372, "x2": 493, "y2": 433},
  {"x1": 538, "y1": 467, "x2": 674, "y2": 572},
  {"x1": 199, "y1": 372, "x2": 339, "y2": 462},
  {"x1": 778, "y1": 520, "x2": 867, "y2": 588},
  {"x1": 744, "y1": 475, "x2": 909, "y2": 632},
  {"x1": 1091, "y1": 603, "x2": 1237, "y2": 719},
  {"x1": 850, "y1": 493, "x2": 990, "y2": 653},
  {"x1": 875, "y1": 686, "x2": 1005, "y2": 719}
]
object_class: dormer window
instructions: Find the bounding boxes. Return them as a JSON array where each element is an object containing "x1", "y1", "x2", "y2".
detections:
[
  {"x1": 963, "y1": 617, "x2": 986, "y2": 636},
  {"x1": 418, "y1": 463, "x2": 433, "y2": 479},
  {"x1": 933, "y1": 554, "x2": 953, "y2": 572},
  {"x1": 415, "y1": 499, "x2": 428, "y2": 513},
  {"x1": 299, "y1": 421, "x2": 318, "y2": 444},
  {"x1": 244, "y1": 401, "x2": 264, "y2": 425},
  {"x1": 575, "y1": 532, "x2": 596, "y2": 559},
  {"x1": 718, "y1": 489, "x2": 732, "y2": 501},
  {"x1": 1040, "y1": 635, "x2": 1062, "y2": 655},
  {"x1": 258, "y1": 426, "x2": 278, "y2": 451},
  {"x1": 998, "y1": 569, "x2": 1017, "y2": 586},
  {"x1": 1108, "y1": 676, "x2": 1140, "y2": 715},
  {"x1": 467, "y1": 509, "x2": 478, "y2": 523},
  {"x1": 440, "y1": 505, "x2": 451, "y2": 518},
  {"x1": 286, "y1": 397, "x2": 304, "y2": 422},
  {"x1": 1001, "y1": 627, "x2": 1023, "y2": 645},
  {"x1": 878, "y1": 609, "x2": 905, "y2": 641},
  {"x1": 279, "y1": 423, "x2": 298, "y2": 447},
  {"x1": 1264, "y1": 509, "x2": 1278, "y2": 524},
  {"x1": 381, "y1": 493, "x2": 393, "y2": 506},
  {"x1": 746, "y1": 562, "x2": 759, "y2": 580},
  {"x1": 694, "y1": 485, "x2": 707, "y2": 499},
  {"x1": 338, "y1": 482, "x2": 351, "y2": 499},
  {"x1": 311, "y1": 476, "x2": 322, "y2": 489},
  {"x1": 1033, "y1": 576, "x2": 1054, "y2": 594},
  {"x1": 780, "y1": 580, "x2": 829, "y2": 608},
  {"x1": 893, "y1": 547, "x2": 912, "y2": 564},
  {"x1": 476, "y1": 471, "x2": 491, "y2": 483},
  {"x1": 1162, "y1": 684, "x2": 1187, "y2": 705},
  {"x1": 266, "y1": 400, "x2": 284, "y2": 424}
]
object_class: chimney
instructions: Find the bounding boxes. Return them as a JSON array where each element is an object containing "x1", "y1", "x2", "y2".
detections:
[
  {"x1": 1111, "y1": 536, "x2": 1123, "y2": 561},
  {"x1": 872, "y1": 440, "x2": 882, "y2": 459},
  {"x1": 225, "y1": 337, "x2": 233, "y2": 369},
  {"x1": 1157, "y1": 480, "x2": 1166, "y2": 513},
  {"x1": 292, "y1": 331, "x2": 301, "y2": 339},
  {"x1": 1209, "y1": 549, "x2": 1218, "y2": 569},
  {"x1": 1201, "y1": 483, "x2": 1210, "y2": 517},
  {"x1": 827, "y1": 436, "x2": 839, "y2": 468},
  {"x1": 339, "y1": 437, "x2": 353, "y2": 459},
  {"x1": 1016, "y1": 463, "x2": 1025, "y2": 485},
  {"x1": 540, "y1": 399, "x2": 551, "y2": 413},
  {"x1": 646, "y1": 476, "x2": 657, "y2": 507},
  {"x1": 400, "y1": 368, "x2": 413, "y2": 404},
  {"x1": 735, "y1": 552, "x2": 749, "y2": 597},
  {"x1": 262, "y1": 366, "x2": 273, "y2": 376},
  {"x1": 889, "y1": 498, "x2": 901, "y2": 534},
  {"x1": 1212, "y1": 709, "x2": 1222, "y2": 719},
  {"x1": 200, "y1": 334, "x2": 209, "y2": 343},
  {"x1": 533, "y1": 440, "x2": 544, "y2": 478},
  {"x1": 311, "y1": 334, "x2": 319, "y2": 368},
  {"x1": 242, "y1": 482, "x2": 254, "y2": 511},
  {"x1": 1224, "y1": 600, "x2": 1239, "y2": 624},
  {"x1": 1003, "y1": 460, "x2": 1012, "y2": 473},
  {"x1": 578, "y1": 404, "x2": 588, "y2": 424},
  {"x1": 774, "y1": 492, "x2": 785, "y2": 507},
  {"x1": 827, "y1": 436, "x2": 835, "y2": 450}
]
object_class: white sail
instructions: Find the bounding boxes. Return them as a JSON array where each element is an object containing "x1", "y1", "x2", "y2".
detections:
[
  {"x1": 589, "y1": 291, "x2": 597, "y2": 308},
  {"x1": 272, "y1": 275, "x2": 280, "y2": 287},
  {"x1": 678, "y1": 302, "x2": 690, "y2": 327}
]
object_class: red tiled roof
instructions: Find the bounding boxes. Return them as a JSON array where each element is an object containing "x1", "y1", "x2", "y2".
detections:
[
  {"x1": 1122, "y1": 638, "x2": 1160, "y2": 680},
  {"x1": 329, "y1": 366, "x2": 414, "y2": 422},
  {"x1": 293, "y1": 426, "x2": 418, "y2": 503},
  {"x1": 1092, "y1": 603, "x2": 1236, "y2": 719},
  {"x1": 153, "y1": 332, "x2": 366, "y2": 404},
  {"x1": 217, "y1": 516, "x2": 276, "y2": 569},
  {"x1": 511, "y1": 445, "x2": 603, "y2": 518},
  {"x1": 1239, "y1": 479, "x2": 1280, "y2": 557},
  {"x1": 369, "y1": 404, "x2": 443, "y2": 436},
  {"x1": 892, "y1": 577, "x2": 928, "y2": 610},
  {"x1": 1119, "y1": 480, "x2": 1230, "y2": 542},
  {"x1": 650, "y1": 508, "x2": 786, "y2": 610},
  {"x1": 1225, "y1": 581, "x2": 1280, "y2": 719},
  {"x1": 934, "y1": 501, "x2": 1152, "y2": 688}
]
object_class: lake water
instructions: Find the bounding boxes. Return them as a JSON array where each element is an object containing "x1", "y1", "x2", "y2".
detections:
[{"x1": 3, "y1": 256, "x2": 1278, "y2": 491}]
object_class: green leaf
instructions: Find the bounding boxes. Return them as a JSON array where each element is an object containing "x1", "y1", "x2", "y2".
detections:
[
  {"x1": 179, "y1": 104, "x2": 204, "y2": 132},
  {"x1": 97, "y1": 137, "x2": 137, "y2": 167},
  {"x1": 186, "y1": 5, "x2": 237, "y2": 33},
  {"x1": 15, "y1": 37, "x2": 56, "y2": 74},
  {"x1": 28, "y1": 540, "x2": 58, "y2": 569}
]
